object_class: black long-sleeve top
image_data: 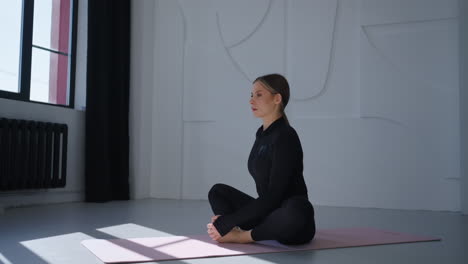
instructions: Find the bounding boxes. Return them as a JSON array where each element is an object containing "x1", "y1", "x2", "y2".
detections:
[{"x1": 213, "y1": 116, "x2": 309, "y2": 236}]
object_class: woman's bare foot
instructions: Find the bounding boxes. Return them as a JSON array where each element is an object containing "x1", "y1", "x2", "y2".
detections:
[
  {"x1": 207, "y1": 223, "x2": 254, "y2": 243},
  {"x1": 217, "y1": 228, "x2": 254, "y2": 244}
]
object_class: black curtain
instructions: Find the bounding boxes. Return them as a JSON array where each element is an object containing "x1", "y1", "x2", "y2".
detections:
[{"x1": 85, "y1": 0, "x2": 130, "y2": 202}]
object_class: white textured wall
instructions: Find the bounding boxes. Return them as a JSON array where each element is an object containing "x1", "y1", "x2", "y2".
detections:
[
  {"x1": 146, "y1": 0, "x2": 460, "y2": 211},
  {"x1": 460, "y1": 0, "x2": 468, "y2": 215},
  {"x1": 130, "y1": 0, "x2": 156, "y2": 199},
  {"x1": 0, "y1": 0, "x2": 88, "y2": 208}
]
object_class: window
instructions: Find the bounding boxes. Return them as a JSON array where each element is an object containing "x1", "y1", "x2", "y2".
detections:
[{"x1": 0, "y1": 0, "x2": 78, "y2": 108}]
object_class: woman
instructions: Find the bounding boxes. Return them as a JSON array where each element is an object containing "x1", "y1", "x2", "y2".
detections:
[{"x1": 207, "y1": 73, "x2": 315, "y2": 245}]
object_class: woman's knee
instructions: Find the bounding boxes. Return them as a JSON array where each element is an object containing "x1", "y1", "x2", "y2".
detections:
[{"x1": 208, "y1": 183, "x2": 228, "y2": 200}]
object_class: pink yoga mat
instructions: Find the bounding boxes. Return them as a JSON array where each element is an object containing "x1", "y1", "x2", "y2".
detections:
[{"x1": 81, "y1": 227, "x2": 440, "y2": 263}]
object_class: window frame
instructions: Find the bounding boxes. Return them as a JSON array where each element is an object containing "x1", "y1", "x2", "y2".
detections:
[{"x1": 0, "y1": 0, "x2": 78, "y2": 109}]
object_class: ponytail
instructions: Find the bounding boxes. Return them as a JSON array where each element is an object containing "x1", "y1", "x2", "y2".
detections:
[{"x1": 280, "y1": 103, "x2": 290, "y2": 126}]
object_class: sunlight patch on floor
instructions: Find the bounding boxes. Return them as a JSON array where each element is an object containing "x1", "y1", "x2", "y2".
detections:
[
  {"x1": 20, "y1": 232, "x2": 98, "y2": 264},
  {"x1": 0, "y1": 253, "x2": 13, "y2": 264}
]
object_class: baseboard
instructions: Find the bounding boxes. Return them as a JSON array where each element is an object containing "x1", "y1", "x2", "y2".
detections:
[{"x1": 0, "y1": 190, "x2": 84, "y2": 210}]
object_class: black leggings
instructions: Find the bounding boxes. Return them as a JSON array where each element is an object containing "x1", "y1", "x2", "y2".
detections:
[{"x1": 208, "y1": 183, "x2": 316, "y2": 245}]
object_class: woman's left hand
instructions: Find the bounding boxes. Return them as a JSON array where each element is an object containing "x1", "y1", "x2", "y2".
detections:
[{"x1": 207, "y1": 223, "x2": 221, "y2": 241}]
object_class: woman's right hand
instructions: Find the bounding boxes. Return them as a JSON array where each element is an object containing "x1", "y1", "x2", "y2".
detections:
[{"x1": 211, "y1": 215, "x2": 221, "y2": 223}]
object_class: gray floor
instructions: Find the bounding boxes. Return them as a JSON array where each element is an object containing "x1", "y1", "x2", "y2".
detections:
[{"x1": 0, "y1": 199, "x2": 467, "y2": 264}]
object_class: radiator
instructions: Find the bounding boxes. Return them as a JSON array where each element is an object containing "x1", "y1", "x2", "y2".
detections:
[{"x1": 0, "y1": 118, "x2": 67, "y2": 191}]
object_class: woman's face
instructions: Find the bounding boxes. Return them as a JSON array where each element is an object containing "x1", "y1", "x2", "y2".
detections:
[{"x1": 250, "y1": 81, "x2": 281, "y2": 118}]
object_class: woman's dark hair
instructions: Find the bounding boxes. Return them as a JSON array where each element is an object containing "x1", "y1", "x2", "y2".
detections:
[{"x1": 253, "y1": 73, "x2": 290, "y2": 125}]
